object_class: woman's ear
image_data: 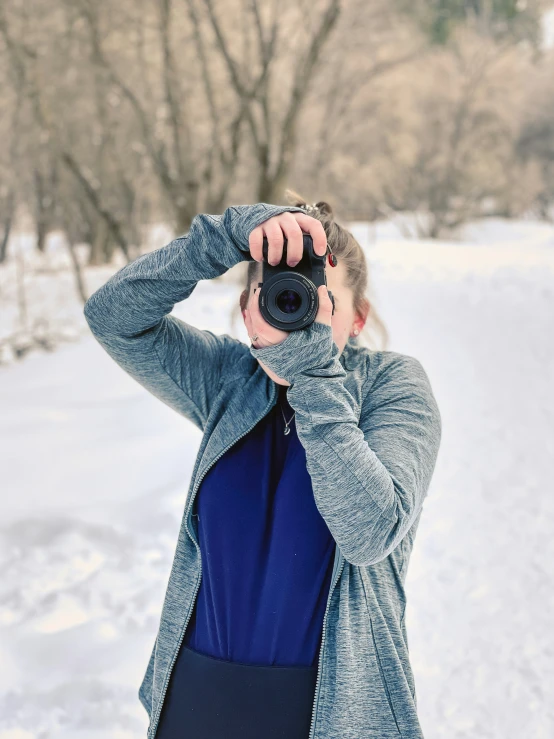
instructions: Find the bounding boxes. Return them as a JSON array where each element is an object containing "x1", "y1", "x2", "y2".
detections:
[{"x1": 357, "y1": 297, "x2": 370, "y2": 330}]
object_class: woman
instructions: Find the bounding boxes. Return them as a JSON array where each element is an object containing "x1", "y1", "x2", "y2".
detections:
[{"x1": 83, "y1": 194, "x2": 442, "y2": 739}]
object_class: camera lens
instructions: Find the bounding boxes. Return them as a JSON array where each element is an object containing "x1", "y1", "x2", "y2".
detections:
[{"x1": 276, "y1": 288, "x2": 302, "y2": 314}]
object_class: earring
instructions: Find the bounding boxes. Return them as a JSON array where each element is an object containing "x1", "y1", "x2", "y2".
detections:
[{"x1": 351, "y1": 329, "x2": 359, "y2": 336}]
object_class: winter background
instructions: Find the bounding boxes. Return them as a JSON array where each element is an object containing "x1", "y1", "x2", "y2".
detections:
[
  {"x1": 3, "y1": 0, "x2": 554, "y2": 734},
  {"x1": 0, "y1": 214, "x2": 553, "y2": 739}
]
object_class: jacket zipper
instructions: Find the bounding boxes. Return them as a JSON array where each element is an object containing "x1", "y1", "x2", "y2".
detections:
[
  {"x1": 307, "y1": 547, "x2": 345, "y2": 739},
  {"x1": 147, "y1": 382, "x2": 278, "y2": 739}
]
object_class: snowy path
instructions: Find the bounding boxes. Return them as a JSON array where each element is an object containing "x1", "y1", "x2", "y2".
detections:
[{"x1": 1, "y1": 221, "x2": 553, "y2": 738}]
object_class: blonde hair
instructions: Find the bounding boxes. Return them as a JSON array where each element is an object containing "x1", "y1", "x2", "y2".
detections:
[{"x1": 231, "y1": 189, "x2": 389, "y2": 351}]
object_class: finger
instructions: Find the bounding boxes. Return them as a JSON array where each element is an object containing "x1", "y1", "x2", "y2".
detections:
[
  {"x1": 263, "y1": 218, "x2": 286, "y2": 266},
  {"x1": 249, "y1": 287, "x2": 269, "y2": 332},
  {"x1": 249, "y1": 287, "x2": 281, "y2": 347},
  {"x1": 248, "y1": 288, "x2": 267, "y2": 343},
  {"x1": 245, "y1": 299, "x2": 267, "y2": 349},
  {"x1": 289, "y1": 213, "x2": 328, "y2": 257},
  {"x1": 275, "y1": 212, "x2": 304, "y2": 267},
  {"x1": 314, "y1": 284, "x2": 333, "y2": 327},
  {"x1": 248, "y1": 225, "x2": 264, "y2": 262}
]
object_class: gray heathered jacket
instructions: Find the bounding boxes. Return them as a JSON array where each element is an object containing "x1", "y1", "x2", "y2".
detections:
[{"x1": 83, "y1": 202, "x2": 442, "y2": 739}]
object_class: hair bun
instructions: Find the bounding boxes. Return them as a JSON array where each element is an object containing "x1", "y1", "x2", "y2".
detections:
[
  {"x1": 284, "y1": 189, "x2": 334, "y2": 221},
  {"x1": 315, "y1": 201, "x2": 333, "y2": 219},
  {"x1": 295, "y1": 200, "x2": 334, "y2": 221}
]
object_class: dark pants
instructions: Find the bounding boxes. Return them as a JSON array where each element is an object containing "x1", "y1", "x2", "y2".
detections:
[{"x1": 155, "y1": 644, "x2": 318, "y2": 739}]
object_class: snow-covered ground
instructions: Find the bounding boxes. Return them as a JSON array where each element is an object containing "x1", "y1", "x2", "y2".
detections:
[{"x1": 1, "y1": 216, "x2": 553, "y2": 739}]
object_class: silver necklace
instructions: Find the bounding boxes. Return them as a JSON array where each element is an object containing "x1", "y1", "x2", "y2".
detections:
[{"x1": 279, "y1": 399, "x2": 295, "y2": 435}]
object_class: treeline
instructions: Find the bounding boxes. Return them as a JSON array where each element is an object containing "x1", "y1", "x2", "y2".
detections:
[{"x1": 0, "y1": 0, "x2": 553, "y2": 266}]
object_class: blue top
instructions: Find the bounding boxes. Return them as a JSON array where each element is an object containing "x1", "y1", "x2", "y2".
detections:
[{"x1": 183, "y1": 382, "x2": 336, "y2": 667}]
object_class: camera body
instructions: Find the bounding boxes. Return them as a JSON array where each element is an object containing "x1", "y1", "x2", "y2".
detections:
[{"x1": 255, "y1": 234, "x2": 335, "y2": 331}]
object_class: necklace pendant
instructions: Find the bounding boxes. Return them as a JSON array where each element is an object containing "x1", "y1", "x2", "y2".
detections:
[{"x1": 284, "y1": 426, "x2": 291, "y2": 436}]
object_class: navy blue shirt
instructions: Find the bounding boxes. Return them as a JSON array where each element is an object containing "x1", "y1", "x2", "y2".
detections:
[{"x1": 183, "y1": 382, "x2": 336, "y2": 667}]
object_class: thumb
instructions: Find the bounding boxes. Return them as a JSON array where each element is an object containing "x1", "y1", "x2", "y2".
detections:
[{"x1": 314, "y1": 285, "x2": 333, "y2": 327}]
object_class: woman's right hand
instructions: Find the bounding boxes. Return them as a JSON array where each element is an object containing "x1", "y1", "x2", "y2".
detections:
[{"x1": 248, "y1": 210, "x2": 328, "y2": 268}]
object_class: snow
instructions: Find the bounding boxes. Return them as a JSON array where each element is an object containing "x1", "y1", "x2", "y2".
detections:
[{"x1": 0, "y1": 216, "x2": 553, "y2": 738}]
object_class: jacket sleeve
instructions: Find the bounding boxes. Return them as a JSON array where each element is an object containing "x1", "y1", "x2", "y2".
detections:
[
  {"x1": 83, "y1": 202, "x2": 305, "y2": 432},
  {"x1": 249, "y1": 321, "x2": 442, "y2": 566}
]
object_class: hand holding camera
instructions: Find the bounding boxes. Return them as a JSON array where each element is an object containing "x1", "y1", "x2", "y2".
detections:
[{"x1": 245, "y1": 211, "x2": 337, "y2": 349}]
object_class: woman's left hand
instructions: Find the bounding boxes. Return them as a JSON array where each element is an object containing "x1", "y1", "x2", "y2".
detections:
[{"x1": 245, "y1": 283, "x2": 333, "y2": 349}]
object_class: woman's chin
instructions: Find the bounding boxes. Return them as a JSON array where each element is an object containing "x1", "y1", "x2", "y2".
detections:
[{"x1": 257, "y1": 360, "x2": 290, "y2": 387}]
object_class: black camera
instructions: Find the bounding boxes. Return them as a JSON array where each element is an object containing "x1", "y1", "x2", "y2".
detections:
[{"x1": 254, "y1": 234, "x2": 335, "y2": 331}]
